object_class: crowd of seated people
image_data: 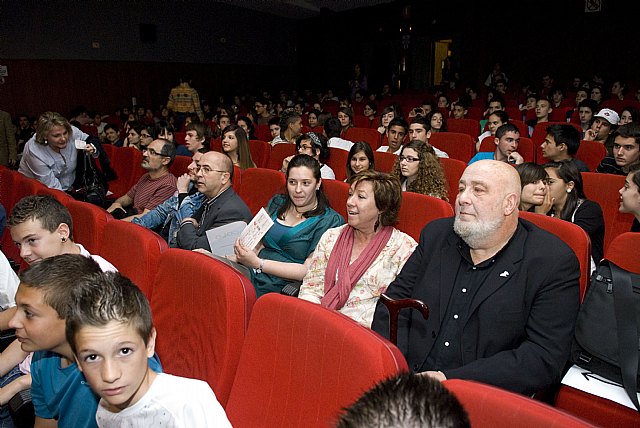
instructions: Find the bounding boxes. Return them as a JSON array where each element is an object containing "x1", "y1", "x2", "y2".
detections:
[{"x1": 2, "y1": 72, "x2": 640, "y2": 425}]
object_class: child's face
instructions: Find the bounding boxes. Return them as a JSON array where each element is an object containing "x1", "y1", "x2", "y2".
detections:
[
  {"x1": 9, "y1": 218, "x2": 68, "y2": 265},
  {"x1": 9, "y1": 285, "x2": 67, "y2": 354},
  {"x1": 75, "y1": 321, "x2": 156, "y2": 412}
]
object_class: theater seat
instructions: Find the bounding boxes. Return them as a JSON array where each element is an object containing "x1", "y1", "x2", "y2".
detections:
[
  {"x1": 575, "y1": 140, "x2": 607, "y2": 172},
  {"x1": 555, "y1": 386, "x2": 639, "y2": 428},
  {"x1": 99, "y1": 220, "x2": 168, "y2": 299},
  {"x1": 429, "y1": 132, "x2": 476, "y2": 163},
  {"x1": 237, "y1": 168, "x2": 285, "y2": 215},
  {"x1": 169, "y1": 153, "x2": 192, "y2": 177},
  {"x1": 373, "y1": 151, "x2": 397, "y2": 173},
  {"x1": 248, "y1": 140, "x2": 271, "y2": 168},
  {"x1": 447, "y1": 118, "x2": 480, "y2": 139},
  {"x1": 325, "y1": 148, "x2": 350, "y2": 182},
  {"x1": 266, "y1": 143, "x2": 296, "y2": 171},
  {"x1": 443, "y1": 379, "x2": 595, "y2": 427},
  {"x1": 605, "y1": 231, "x2": 640, "y2": 273},
  {"x1": 323, "y1": 179, "x2": 349, "y2": 221},
  {"x1": 67, "y1": 200, "x2": 113, "y2": 255},
  {"x1": 440, "y1": 157, "x2": 466, "y2": 207},
  {"x1": 225, "y1": 294, "x2": 407, "y2": 427},
  {"x1": 581, "y1": 172, "x2": 635, "y2": 252},
  {"x1": 344, "y1": 127, "x2": 382, "y2": 150},
  {"x1": 35, "y1": 186, "x2": 74, "y2": 206},
  {"x1": 520, "y1": 212, "x2": 591, "y2": 301},
  {"x1": 397, "y1": 193, "x2": 453, "y2": 242},
  {"x1": 151, "y1": 249, "x2": 256, "y2": 407}
]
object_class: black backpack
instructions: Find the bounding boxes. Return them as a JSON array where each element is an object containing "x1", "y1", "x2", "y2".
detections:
[{"x1": 571, "y1": 260, "x2": 640, "y2": 411}]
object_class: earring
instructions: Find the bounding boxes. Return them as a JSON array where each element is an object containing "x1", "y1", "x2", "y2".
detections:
[
  {"x1": 567, "y1": 188, "x2": 572, "y2": 193},
  {"x1": 61, "y1": 237, "x2": 67, "y2": 242}
]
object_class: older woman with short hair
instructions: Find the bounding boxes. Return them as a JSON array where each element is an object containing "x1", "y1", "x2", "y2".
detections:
[
  {"x1": 19, "y1": 111, "x2": 97, "y2": 191},
  {"x1": 299, "y1": 170, "x2": 417, "y2": 327}
]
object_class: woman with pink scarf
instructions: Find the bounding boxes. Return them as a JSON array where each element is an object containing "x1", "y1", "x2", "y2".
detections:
[{"x1": 298, "y1": 170, "x2": 417, "y2": 327}]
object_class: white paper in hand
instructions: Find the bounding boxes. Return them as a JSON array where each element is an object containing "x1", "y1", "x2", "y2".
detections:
[
  {"x1": 206, "y1": 221, "x2": 247, "y2": 257},
  {"x1": 238, "y1": 207, "x2": 274, "y2": 250},
  {"x1": 74, "y1": 139, "x2": 87, "y2": 150}
]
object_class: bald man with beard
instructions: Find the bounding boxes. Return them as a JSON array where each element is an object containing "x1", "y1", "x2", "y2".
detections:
[{"x1": 372, "y1": 160, "x2": 580, "y2": 395}]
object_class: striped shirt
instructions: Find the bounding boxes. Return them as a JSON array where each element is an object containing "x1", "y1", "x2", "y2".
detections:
[{"x1": 127, "y1": 172, "x2": 177, "y2": 213}]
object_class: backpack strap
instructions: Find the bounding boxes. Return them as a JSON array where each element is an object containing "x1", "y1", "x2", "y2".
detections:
[{"x1": 610, "y1": 261, "x2": 640, "y2": 411}]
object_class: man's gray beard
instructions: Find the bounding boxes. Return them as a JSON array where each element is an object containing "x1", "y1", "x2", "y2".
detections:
[{"x1": 453, "y1": 216, "x2": 503, "y2": 248}]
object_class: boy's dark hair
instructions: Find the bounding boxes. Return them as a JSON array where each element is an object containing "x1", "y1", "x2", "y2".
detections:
[
  {"x1": 337, "y1": 373, "x2": 470, "y2": 428},
  {"x1": 185, "y1": 121, "x2": 211, "y2": 144},
  {"x1": 324, "y1": 117, "x2": 343, "y2": 138},
  {"x1": 495, "y1": 123, "x2": 520, "y2": 139},
  {"x1": 8, "y1": 195, "x2": 74, "y2": 240},
  {"x1": 66, "y1": 271, "x2": 154, "y2": 354},
  {"x1": 410, "y1": 116, "x2": 431, "y2": 131},
  {"x1": 387, "y1": 118, "x2": 409, "y2": 134},
  {"x1": 18, "y1": 254, "x2": 102, "y2": 319},
  {"x1": 546, "y1": 124, "x2": 581, "y2": 155},
  {"x1": 268, "y1": 116, "x2": 280, "y2": 127}
]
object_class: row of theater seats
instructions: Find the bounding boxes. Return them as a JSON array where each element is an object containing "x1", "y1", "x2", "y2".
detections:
[{"x1": 1, "y1": 166, "x2": 639, "y2": 426}]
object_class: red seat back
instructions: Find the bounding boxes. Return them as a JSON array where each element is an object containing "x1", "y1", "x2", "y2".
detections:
[
  {"x1": 325, "y1": 148, "x2": 350, "y2": 182},
  {"x1": 168, "y1": 154, "x2": 192, "y2": 177},
  {"x1": 447, "y1": 118, "x2": 480, "y2": 139},
  {"x1": 581, "y1": 172, "x2": 634, "y2": 252},
  {"x1": 373, "y1": 151, "x2": 398, "y2": 173},
  {"x1": 440, "y1": 157, "x2": 466, "y2": 207},
  {"x1": 444, "y1": 379, "x2": 596, "y2": 427},
  {"x1": 266, "y1": 143, "x2": 296, "y2": 171},
  {"x1": 151, "y1": 249, "x2": 256, "y2": 407},
  {"x1": 575, "y1": 140, "x2": 607, "y2": 171},
  {"x1": 237, "y1": 168, "x2": 286, "y2": 216},
  {"x1": 605, "y1": 232, "x2": 640, "y2": 273},
  {"x1": 344, "y1": 127, "x2": 382, "y2": 149},
  {"x1": 397, "y1": 193, "x2": 454, "y2": 241},
  {"x1": 519, "y1": 212, "x2": 591, "y2": 301},
  {"x1": 322, "y1": 179, "x2": 349, "y2": 221},
  {"x1": 99, "y1": 221, "x2": 168, "y2": 299},
  {"x1": 248, "y1": 140, "x2": 271, "y2": 168},
  {"x1": 66, "y1": 200, "x2": 113, "y2": 255},
  {"x1": 254, "y1": 124, "x2": 272, "y2": 142},
  {"x1": 225, "y1": 294, "x2": 408, "y2": 427},
  {"x1": 429, "y1": 132, "x2": 476, "y2": 163},
  {"x1": 555, "y1": 385, "x2": 638, "y2": 428}
]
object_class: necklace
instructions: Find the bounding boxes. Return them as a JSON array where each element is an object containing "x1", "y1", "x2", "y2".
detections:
[{"x1": 293, "y1": 201, "x2": 318, "y2": 218}]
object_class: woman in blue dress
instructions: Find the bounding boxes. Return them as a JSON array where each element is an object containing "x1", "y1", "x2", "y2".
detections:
[{"x1": 234, "y1": 154, "x2": 344, "y2": 296}]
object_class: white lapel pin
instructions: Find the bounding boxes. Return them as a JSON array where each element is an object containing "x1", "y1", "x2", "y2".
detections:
[{"x1": 499, "y1": 271, "x2": 509, "y2": 277}]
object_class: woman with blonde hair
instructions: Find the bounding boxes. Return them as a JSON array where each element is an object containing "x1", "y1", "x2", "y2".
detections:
[{"x1": 391, "y1": 140, "x2": 448, "y2": 200}]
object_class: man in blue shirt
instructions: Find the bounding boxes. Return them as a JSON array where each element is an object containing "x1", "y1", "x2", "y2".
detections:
[{"x1": 468, "y1": 123, "x2": 523, "y2": 166}]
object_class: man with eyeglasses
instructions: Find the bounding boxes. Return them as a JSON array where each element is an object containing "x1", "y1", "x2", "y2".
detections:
[
  {"x1": 106, "y1": 138, "x2": 177, "y2": 220},
  {"x1": 468, "y1": 123, "x2": 523, "y2": 166},
  {"x1": 176, "y1": 151, "x2": 252, "y2": 251},
  {"x1": 254, "y1": 96, "x2": 273, "y2": 125}
]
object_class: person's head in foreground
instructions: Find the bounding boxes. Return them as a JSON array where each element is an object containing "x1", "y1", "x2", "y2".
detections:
[
  {"x1": 454, "y1": 160, "x2": 520, "y2": 249},
  {"x1": 9, "y1": 254, "x2": 102, "y2": 356},
  {"x1": 336, "y1": 373, "x2": 470, "y2": 428},
  {"x1": 66, "y1": 271, "x2": 155, "y2": 413}
]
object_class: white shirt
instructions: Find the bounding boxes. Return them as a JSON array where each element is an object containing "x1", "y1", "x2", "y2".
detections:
[
  {"x1": 0, "y1": 251, "x2": 18, "y2": 310},
  {"x1": 327, "y1": 137, "x2": 354, "y2": 151},
  {"x1": 320, "y1": 163, "x2": 336, "y2": 180},
  {"x1": 96, "y1": 373, "x2": 231, "y2": 428},
  {"x1": 376, "y1": 145, "x2": 402, "y2": 155},
  {"x1": 77, "y1": 243, "x2": 118, "y2": 273}
]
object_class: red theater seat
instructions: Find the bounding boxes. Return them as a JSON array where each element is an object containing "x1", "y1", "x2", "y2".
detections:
[
  {"x1": 99, "y1": 220, "x2": 168, "y2": 299},
  {"x1": 373, "y1": 151, "x2": 397, "y2": 173},
  {"x1": 168, "y1": 153, "x2": 192, "y2": 177},
  {"x1": 225, "y1": 294, "x2": 407, "y2": 427},
  {"x1": 237, "y1": 168, "x2": 286, "y2": 215},
  {"x1": 67, "y1": 200, "x2": 113, "y2": 255},
  {"x1": 344, "y1": 127, "x2": 382, "y2": 149},
  {"x1": 325, "y1": 147, "x2": 350, "y2": 182},
  {"x1": 266, "y1": 143, "x2": 296, "y2": 171},
  {"x1": 444, "y1": 379, "x2": 595, "y2": 427},
  {"x1": 248, "y1": 140, "x2": 271, "y2": 168},
  {"x1": 396, "y1": 192, "x2": 454, "y2": 242},
  {"x1": 447, "y1": 118, "x2": 481, "y2": 139},
  {"x1": 151, "y1": 249, "x2": 256, "y2": 407},
  {"x1": 440, "y1": 157, "x2": 466, "y2": 207},
  {"x1": 581, "y1": 172, "x2": 635, "y2": 252},
  {"x1": 323, "y1": 179, "x2": 349, "y2": 221},
  {"x1": 520, "y1": 212, "x2": 591, "y2": 301},
  {"x1": 429, "y1": 132, "x2": 476, "y2": 163}
]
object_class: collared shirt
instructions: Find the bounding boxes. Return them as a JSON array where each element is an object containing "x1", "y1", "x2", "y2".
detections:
[
  {"x1": 423, "y1": 231, "x2": 517, "y2": 372},
  {"x1": 193, "y1": 187, "x2": 231, "y2": 227}
]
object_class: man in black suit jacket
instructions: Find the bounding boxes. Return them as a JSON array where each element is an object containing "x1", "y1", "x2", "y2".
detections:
[
  {"x1": 176, "y1": 151, "x2": 252, "y2": 250},
  {"x1": 372, "y1": 160, "x2": 580, "y2": 395}
]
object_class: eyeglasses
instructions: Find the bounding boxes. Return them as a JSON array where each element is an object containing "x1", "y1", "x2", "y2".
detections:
[
  {"x1": 399, "y1": 155, "x2": 420, "y2": 163},
  {"x1": 197, "y1": 165, "x2": 229, "y2": 174},
  {"x1": 142, "y1": 147, "x2": 167, "y2": 157}
]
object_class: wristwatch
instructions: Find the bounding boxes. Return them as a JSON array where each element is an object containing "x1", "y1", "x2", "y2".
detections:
[{"x1": 253, "y1": 258, "x2": 265, "y2": 274}]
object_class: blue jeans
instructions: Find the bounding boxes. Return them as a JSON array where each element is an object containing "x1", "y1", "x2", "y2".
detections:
[{"x1": 0, "y1": 365, "x2": 24, "y2": 428}]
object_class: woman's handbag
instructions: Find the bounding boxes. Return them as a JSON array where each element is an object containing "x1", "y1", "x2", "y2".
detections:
[{"x1": 71, "y1": 152, "x2": 107, "y2": 207}]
